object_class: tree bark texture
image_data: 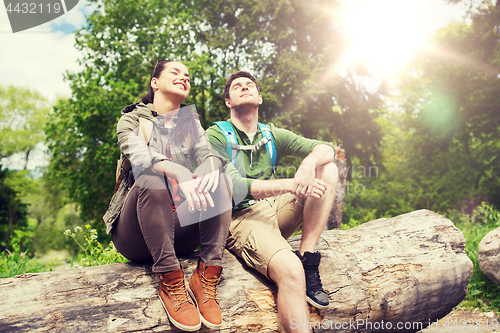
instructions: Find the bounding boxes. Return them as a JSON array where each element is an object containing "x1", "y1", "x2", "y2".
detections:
[
  {"x1": 0, "y1": 210, "x2": 472, "y2": 332},
  {"x1": 327, "y1": 144, "x2": 346, "y2": 230}
]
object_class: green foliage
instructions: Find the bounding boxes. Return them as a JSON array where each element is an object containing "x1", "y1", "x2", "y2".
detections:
[
  {"x1": 0, "y1": 243, "x2": 49, "y2": 278},
  {"x1": 450, "y1": 203, "x2": 500, "y2": 311},
  {"x1": 64, "y1": 224, "x2": 128, "y2": 267},
  {"x1": 340, "y1": 218, "x2": 364, "y2": 230},
  {"x1": 20, "y1": 174, "x2": 71, "y2": 256},
  {"x1": 395, "y1": 2, "x2": 500, "y2": 211},
  {"x1": 8, "y1": 218, "x2": 37, "y2": 256},
  {"x1": 0, "y1": 85, "x2": 68, "y2": 256},
  {"x1": 0, "y1": 167, "x2": 29, "y2": 252},
  {"x1": 342, "y1": 2, "x2": 500, "y2": 221},
  {"x1": 46, "y1": 0, "x2": 383, "y2": 228},
  {"x1": 34, "y1": 203, "x2": 83, "y2": 255},
  {"x1": 0, "y1": 85, "x2": 50, "y2": 163},
  {"x1": 0, "y1": 229, "x2": 66, "y2": 279},
  {"x1": 0, "y1": 168, "x2": 76, "y2": 257},
  {"x1": 343, "y1": 111, "x2": 431, "y2": 222}
]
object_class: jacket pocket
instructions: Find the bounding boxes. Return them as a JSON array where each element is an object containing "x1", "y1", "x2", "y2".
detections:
[{"x1": 103, "y1": 181, "x2": 131, "y2": 233}]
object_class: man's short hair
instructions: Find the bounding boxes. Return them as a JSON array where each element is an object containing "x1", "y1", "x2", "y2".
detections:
[{"x1": 224, "y1": 71, "x2": 260, "y2": 100}]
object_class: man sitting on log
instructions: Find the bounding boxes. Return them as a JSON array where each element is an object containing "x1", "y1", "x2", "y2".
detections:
[{"x1": 206, "y1": 71, "x2": 338, "y2": 332}]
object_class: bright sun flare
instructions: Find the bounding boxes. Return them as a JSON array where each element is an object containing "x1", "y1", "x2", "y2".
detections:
[{"x1": 336, "y1": 0, "x2": 460, "y2": 79}]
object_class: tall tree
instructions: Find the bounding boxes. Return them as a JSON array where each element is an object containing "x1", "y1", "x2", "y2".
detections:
[
  {"x1": 0, "y1": 167, "x2": 29, "y2": 252},
  {"x1": 343, "y1": 0, "x2": 500, "y2": 220},
  {"x1": 46, "y1": 0, "x2": 382, "y2": 225},
  {"x1": 45, "y1": 0, "x2": 203, "y2": 226},
  {"x1": 0, "y1": 85, "x2": 50, "y2": 169},
  {"x1": 377, "y1": 0, "x2": 500, "y2": 213},
  {"x1": 194, "y1": 0, "x2": 382, "y2": 164},
  {"x1": 0, "y1": 85, "x2": 53, "y2": 252}
]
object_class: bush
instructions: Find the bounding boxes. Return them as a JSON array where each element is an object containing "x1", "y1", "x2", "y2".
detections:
[
  {"x1": 34, "y1": 204, "x2": 83, "y2": 255},
  {"x1": 64, "y1": 224, "x2": 128, "y2": 267},
  {"x1": 0, "y1": 244, "x2": 49, "y2": 278}
]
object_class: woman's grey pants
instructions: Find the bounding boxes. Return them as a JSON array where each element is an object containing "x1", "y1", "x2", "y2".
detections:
[{"x1": 112, "y1": 173, "x2": 232, "y2": 273}]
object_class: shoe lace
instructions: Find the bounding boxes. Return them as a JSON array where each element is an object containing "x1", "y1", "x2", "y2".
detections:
[
  {"x1": 201, "y1": 273, "x2": 220, "y2": 304},
  {"x1": 304, "y1": 267, "x2": 324, "y2": 292},
  {"x1": 163, "y1": 279, "x2": 192, "y2": 310}
]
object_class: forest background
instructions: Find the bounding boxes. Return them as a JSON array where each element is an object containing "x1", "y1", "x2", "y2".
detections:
[{"x1": 1, "y1": 0, "x2": 499, "y2": 310}]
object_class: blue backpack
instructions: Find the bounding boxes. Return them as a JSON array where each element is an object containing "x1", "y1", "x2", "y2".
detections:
[{"x1": 214, "y1": 121, "x2": 277, "y2": 169}]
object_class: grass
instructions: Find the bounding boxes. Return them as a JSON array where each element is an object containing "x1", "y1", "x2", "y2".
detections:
[
  {"x1": 0, "y1": 244, "x2": 54, "y2": 278},
  {"x1": 1, "y1": 225, "x2": 128, "y2": 279},
  {"x1": 63, "y1": 225, "x2": 128, "y2": 267},
  {"x1": 449, "y1": 203, "x2": 500, "y2": 312}
]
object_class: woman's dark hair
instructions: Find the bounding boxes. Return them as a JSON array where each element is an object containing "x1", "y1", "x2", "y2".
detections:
[
  {"x1": 141, "y1": 59, "x2": 171, "y2": 104},
  {"x1": 173, "y1": 106, "x2": 201, "y2": 149},
  {"x1": 141, "y1": 59, "x2": 199, "y2": 149}
]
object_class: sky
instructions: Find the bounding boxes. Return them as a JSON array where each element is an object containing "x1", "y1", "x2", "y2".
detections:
[
  {"x1": 0, "y1": 0, "x2": 95, "y2": 103},
  {"x1": 0, "y1": 0, "x2": 471, "y2": 171},
  {"x1": 0, "y1": 0, "x2": 95, "y2": 171}
]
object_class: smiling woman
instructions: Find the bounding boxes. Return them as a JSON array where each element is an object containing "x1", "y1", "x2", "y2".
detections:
[
  {"x1": 335, "y1": 0, "x2": 467, "y2": 80},
  {"x1": 105, "y1": 58, "x2": 233, "y2": 332}
]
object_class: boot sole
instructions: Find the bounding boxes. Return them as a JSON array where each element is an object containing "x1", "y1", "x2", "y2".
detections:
[
  {"x1": 306, "y1": 296, "x2": 329, "y2": 310},
  {"x1": 159, "y1": 295, "x2": 201, "y2": 331},
  {"x1": 187, "y1": 285, "x2": 222, "y2": 330}
]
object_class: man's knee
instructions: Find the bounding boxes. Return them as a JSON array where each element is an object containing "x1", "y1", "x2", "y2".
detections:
[
  {"x1": 279, "y1": 257, "x2": 306, "y2": 290},
  {"x1": 269, "y1": 251, "x2": 305, "y2": 289},
  {"x1": 317, "y1": 162, "x2": 338, "y2": 188}
]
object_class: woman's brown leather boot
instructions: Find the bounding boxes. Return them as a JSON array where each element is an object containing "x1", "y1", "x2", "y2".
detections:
[
  {"x1": 158, "y1": 268, "x2": 201, "y2": 331},
  {"x1": 188, "y1": 260, "x2": 223, "y2": 329}
]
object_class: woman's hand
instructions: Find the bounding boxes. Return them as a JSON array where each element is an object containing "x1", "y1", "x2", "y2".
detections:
[
  {"x1": 178, "y1": 178, "x2": 213, "y2": 212},
  {"x1": 174, "y1": 167, "x2": 212, "y2": 212},
  {"x1": 153, "y1": 158, "x2": 221, "y2": 212},
  {"x1": 193, "y1": 157, "x2": 222, "y2": 195}
]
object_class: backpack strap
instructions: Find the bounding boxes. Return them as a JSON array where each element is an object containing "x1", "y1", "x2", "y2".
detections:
[
  {"x1": 257, "y1": 122, "x2": 277, "y2": 169},
  {"x1": 213, "y1": 121, "x2": 277, "y2": 170},
  {"x1": 214, "y1": 121, "x2": 239, "y2": 164}
]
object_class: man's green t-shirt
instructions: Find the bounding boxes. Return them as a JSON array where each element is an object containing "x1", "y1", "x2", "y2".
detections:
[{"x1": 206, "y1": 120, "x2": 334, "y2": 213}]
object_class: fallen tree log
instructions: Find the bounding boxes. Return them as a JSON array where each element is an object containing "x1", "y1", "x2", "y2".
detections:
[{"x1": 0, "y1": 210, "x2": 472, "y2": 332}]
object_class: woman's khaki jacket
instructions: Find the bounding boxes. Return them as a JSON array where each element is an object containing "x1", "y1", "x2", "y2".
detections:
[{"x1": 103, "y1": 102, "x2": 225, "y2": 234}]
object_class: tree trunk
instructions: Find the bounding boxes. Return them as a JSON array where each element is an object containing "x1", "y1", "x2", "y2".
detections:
[
  {"x1": 5, "y1": 193, "x2": 14, "y2": 252},
  {"x1": 327, "y1": 144, "x2": 347, "y2": 230},
  {"x1": 31, "y1": 215, "x2": 43, "y2": 257},
  {"x1": 0, "y1": 210, "x2": 472, "y2": 333},
  {"x1": 23, "y1": 148, "x2": 31, "y2": 170}
]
